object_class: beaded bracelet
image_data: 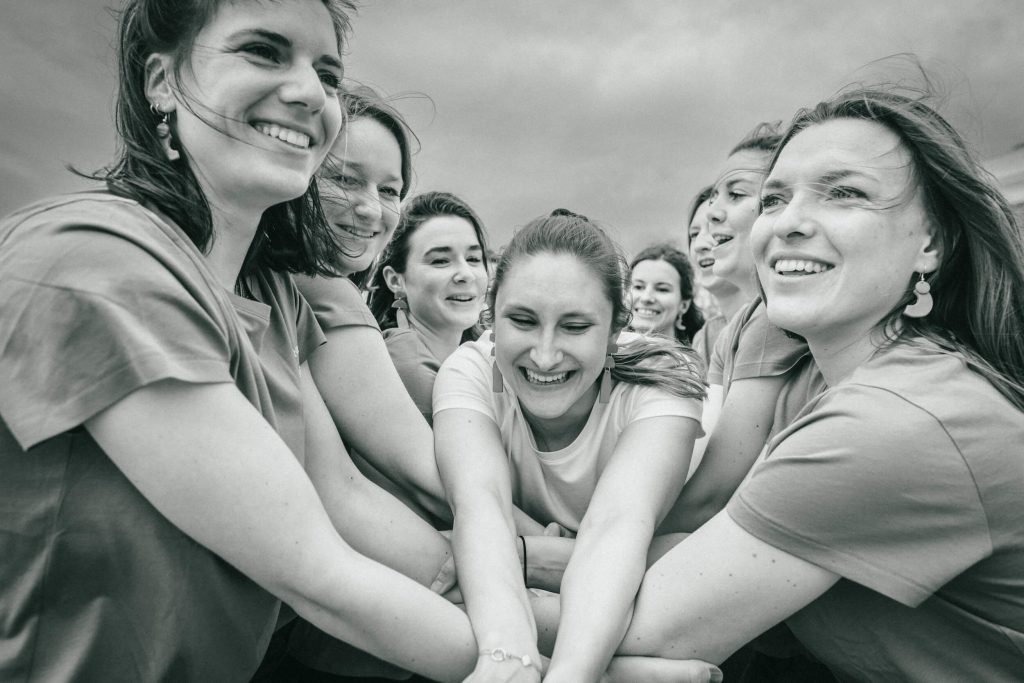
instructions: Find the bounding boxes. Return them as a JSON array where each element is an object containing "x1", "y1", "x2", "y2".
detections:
[{"x1": 479, "y1": 647, "x2": 541, "y2": 672}]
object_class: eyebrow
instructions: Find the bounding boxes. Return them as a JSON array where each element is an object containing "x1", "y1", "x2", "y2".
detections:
[
  {"x1": 423, "y1": 244, "x2": 482, "y2": 257},
  {"x1": 326, "y1": 162, "x2": 402, "y2": 184},
  {"x1": 763, "y1": 168, "x2": 873, "y2": 193},
  {"x1": 231, "y1": 29, "x2": 343, "y2": 71}
]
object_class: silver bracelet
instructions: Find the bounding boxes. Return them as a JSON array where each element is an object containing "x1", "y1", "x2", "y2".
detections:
[{"x1": 479, "y1": 647, "x2": 541, "y2": 672}]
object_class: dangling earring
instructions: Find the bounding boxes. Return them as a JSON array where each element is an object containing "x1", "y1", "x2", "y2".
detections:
[
  {"x1": 491, "y1": 344, "x2": 504, "y2": 393},
  {"x1": 391, "y1": 294, "x2": 410, "y2": 328},
  {"x1": 599, "y1": 342, "x2": 617, "y2": 403},
  {"x1": 903, "y1": 272, "x2": 933, "y2": 318},
  {"x1": 152, "y1": 104, "x2": 180, "y2": 161}
]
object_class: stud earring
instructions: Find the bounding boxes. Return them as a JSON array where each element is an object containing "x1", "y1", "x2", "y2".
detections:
[
  {"x1": 903, "y1": 272, "x2": 933, "y2": 318},
  {"x1": 391, "y1": 294, "x2": 410, "y2": 328},
  {"x1": 599, "y1": 342, "x2": 618, "y2": 403},
  {"x1": 491, "y1": 344, "x2": 504, "y2": 393},
  {"x1": 152, "y1": 103, "x2": 180, "y2": 161}
]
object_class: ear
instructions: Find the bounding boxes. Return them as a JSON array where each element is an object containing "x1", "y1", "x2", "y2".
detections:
[
  {"x1": 382, "y1": 265, "x2": 404, "y2": 294},
  {"x1": 914, "y1": 221, "x2": 943, "y2": 275},
  {"x1": 144, "y1": 53, "x2": 177, "y2": 112},
  {"x1": 678, "y1": 298, "x2": 692, "y2": 315}
]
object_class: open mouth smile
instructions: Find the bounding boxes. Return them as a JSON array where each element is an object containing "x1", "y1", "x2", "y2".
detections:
[
  {"x1": 253, "y1": 122, "x2": 312, "y2": 149},
  {"x1": 521, "y1": 368, "x2": 571, "y2": 386},
  {"x1": 773, "y1": 258, "x2": 835, "y2": 275}
]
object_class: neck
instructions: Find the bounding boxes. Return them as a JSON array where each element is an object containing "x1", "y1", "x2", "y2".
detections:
[
  {"x1": 407, "y1": 313, "x2": 464, "y2": 362},
  {"x1": 711, "y1": 285, "x2": 751, "y2": 320},
  {"x1": 521, "y1": 384, "x2": 598, "y2": 452},
  {"x1": 205, "y1": 201, "x2": 264, "y2": 291},
  {"x1": 806, "y1": 325, "x2": 886, "y2": 386}
]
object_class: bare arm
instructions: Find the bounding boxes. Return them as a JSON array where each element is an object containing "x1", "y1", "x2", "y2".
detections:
[
  {"x1": 308, "y1": 326, "x2": 450, "y2": 522},
  {"x1": 544, "y1": 416, "x2": 700, "y2": 683},
  {"x1": 298, "y1": 364, "x2": 456, "y2": 590},
  {"x1": 621, "y1": 510, "x2": 839, "y2": 664},
  {"x1": 85, "y1": 380, "x2": 477, "y2": 682},
  {"x1": 658, "y1": 376, "x2": 787, "y2": 533},
  {"x1": 434, "y1": 407, "x2": 542, "y2": 681}
]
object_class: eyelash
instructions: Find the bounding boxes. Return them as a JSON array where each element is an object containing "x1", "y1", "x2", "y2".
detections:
[
  {"x1": 828, "y1": 186, "x2": 865, "y2": 200},
  {"x1": 240, "y1": 43, "x2": 341, "y2": 94}
]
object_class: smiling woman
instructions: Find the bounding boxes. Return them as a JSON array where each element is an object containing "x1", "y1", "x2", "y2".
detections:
[
  {"x1": 628, "y1": 243, "x2": 704, "y2": 346},
  {"x1": 433, "y1": 209, "x2": 707, "y2": 682},
  {"x1": 0, "y1": 2, "x2": 504, "y2": 681}
]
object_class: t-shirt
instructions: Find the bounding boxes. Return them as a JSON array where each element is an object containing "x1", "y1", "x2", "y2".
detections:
[
  {"x1": 383, "y1": 327, "x2": 442, "y2": 425},
  {"x1": 729, "y1": 339, "x2": 1024, "y2": 682},
  {"x1": 707, "y1": 298, "x2": 808, "y2": 395},
  {"x1": 433, "y1": 334, "x2": 703, "y2": 531},
  {"x1": 294, "y1": 273, "x2": 379, "y2": 331},
  {"x1": 692, "y1": 314, "x2": 727, "y2": 364},
  {"x1": 0, "y1": 192, "x2": 324, "y2": 682}
]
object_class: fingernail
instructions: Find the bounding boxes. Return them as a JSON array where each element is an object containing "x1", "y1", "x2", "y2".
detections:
[{"x1": 709, "y1": 666, "x2": 724, "y2": 683}]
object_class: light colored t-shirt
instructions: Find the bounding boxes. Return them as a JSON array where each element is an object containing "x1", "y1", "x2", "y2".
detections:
[
  {"x1": 0, "y1": 192, "x2": 324, "y2": 682},
  {"x1": 434, "y1": 334, "x2": 703, "y2": 531},
  {"x1": 383, "y1": 327, "x2": 442, "y2": 425},
  {"x1": 707, "y1": 298, "x2": 808, "y2": 395},
  {"x1": 729, "y1": 339, "x2": 1024, "y2": 682}
]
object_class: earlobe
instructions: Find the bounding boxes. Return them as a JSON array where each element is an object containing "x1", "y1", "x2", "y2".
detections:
[
  {"x1": 916, "y1": 227, "x2": 943, "y2": 275},
  {"x1": 144, "y1": 54, "x2": 177, "y2": 111}
]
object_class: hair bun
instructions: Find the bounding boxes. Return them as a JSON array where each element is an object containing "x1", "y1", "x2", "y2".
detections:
[{"x1": 549, "y1": 208, "x2": 589, "y2": 221}]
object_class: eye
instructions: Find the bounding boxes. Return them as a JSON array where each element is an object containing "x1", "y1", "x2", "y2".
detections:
[
  {"x1": 379, "y1": 186, "x2": 401, "y2": 200},
  {"x1": 728, "y1": 189, "x2": 748, "y2": 201},
  {"x1": 562, "y1": 322, "x2": 593, "y2": 334},
  {"x1": 467, "y1": 255, "x2": 484, "y2": 264},
  {"x1": 430, "y1": 258, "x2": 451, "y2": 266},
  {"x1": 507, "y1": 315, "x2": 535, "y2": 328},
  {"x1": 241, "y1": 42, "x2": 280, "y2": 63},
  {"x1": 828, "y1": 185, "x2": 866, "y2": 200},
  {"x1": 759, "y1": 194, "x2": 784, "y2": 213},
  {"x1": 318, "y1": 69, "x2": 341, "y2": 94},
  {"x1": 630, "y1": 282, "x2": 643, "y2": 291}
]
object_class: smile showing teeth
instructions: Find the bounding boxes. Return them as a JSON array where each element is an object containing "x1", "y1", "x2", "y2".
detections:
[
  {"x1": 253, "y1": 123, "x2": 311, "y2": 149},
  {"x1": 713, "y1": 234, "x2": 733, "y2": 246},
  {"x1": 632, "y1": 308, "x2": 661, "y2": 318},
  {"x1": 774, "y1": 258, "x2": 834, "y2": 275},
  {"x1": 336, "y1": 224, "x2": 376, "y2": 239},
  {"x1": 522, "y1": 368, "x2": 569, "y2": 385},
  {"x1": 447, "y1": 295, "x2": 476, "y2": 302},
  {"x1": 697, "y1": 257, "x2": 715, "y2": 268}
]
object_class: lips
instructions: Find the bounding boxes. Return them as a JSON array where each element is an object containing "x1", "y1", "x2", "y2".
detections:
[
  {"x1": 446, "y1": 294, "x2": 478, "y2": 303},
  {"x1": 772, "y1": 258, "x2": 835, "y2": 275},
  {"x1": 632, "y1": 307, "x2": 662, "y2": 319},
  {"x1": 335, "y1": 224, "x2": 378, "y2": 240},
  {"x1": 252, "y1": 121, "x2": 313, "y2": 149},
  {"x1": 521, "y1": 368, "x2": 570, "y2": 385},
  {"x1": 697, "y1": 256, "x2": 715, "y2": 268}
]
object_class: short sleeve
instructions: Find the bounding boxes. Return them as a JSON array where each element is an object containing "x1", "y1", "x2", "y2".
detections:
[
  {"x1": 383, "y1": 328, "x2": 440, "y2": 422},
  {"x1": 708, "y1": 299, "x2": 807, "y2": 390},
  {"x1": 432, "y1": 337, "x2": 498, "y2": 421},
  {"x1": 294, "y1": 274, "x2": 379, "y2": 331},
  {"x1": 291, "y1": 278, "x2": 328, "y2": 364},
  {"x1": 0, "y1": 223, "x2": 232, "y2": 449},
  {"x1": 728, "y1": 385, "x2": 991, "y2": 606},
  {"x1": 619, "y1": 383, "x2": 703, "y2": 431}
]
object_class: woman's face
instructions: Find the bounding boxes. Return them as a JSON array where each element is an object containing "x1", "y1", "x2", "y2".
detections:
[
  {"x1": 320, "y1": 117, "x2": 403, "y2": 275},
  {"x1": 390, "y1": 215, "x2": 488, "y2": 337},
  {"x1": 493, "y1": 252, "x2": 615, "y2": 426},
  {"x1": 752, "y1": 118, "x2": 939, "y2": 346},
  {"x1": 706, "y1": 149, "x2": 771, "y2": 289},
  {"x1": 686, "y1": 199, "x2": 731, "y2": 296},
  {"x1": 163, "y1": 0, "x2": 343, "y2": 213},
  {"x1": 629, "y1": 258, "x2": 689, "y2": 337}
]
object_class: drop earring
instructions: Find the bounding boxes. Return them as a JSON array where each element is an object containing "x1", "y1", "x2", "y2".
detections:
[
  {"x1": 903, "y1": 272, "x2": 933, "y2": 318},
  {"x1": 152, "y1": 103, "x2": 180, "y2": 161},
  {"x1": 392, "y1": 294, "x2": 410, "y2": 328},
  {"x1": 599, "y1": 342, "x2": 617, "y2": 403},
  {"x1": 491, "y1": 344, "x2": 504, "y2": 393}
]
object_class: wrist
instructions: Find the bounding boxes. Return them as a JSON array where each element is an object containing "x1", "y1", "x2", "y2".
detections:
[{"x1": 479, "y1": 647, "x2": 542, "y2": 674}]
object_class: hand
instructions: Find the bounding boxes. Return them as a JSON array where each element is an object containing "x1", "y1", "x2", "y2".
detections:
[
  {"x1": 602, "y1": 656, "x2": 722, "y2": 683},
  {"x1": 461, "y1": 653, "x2": 543, "y2": 683}
]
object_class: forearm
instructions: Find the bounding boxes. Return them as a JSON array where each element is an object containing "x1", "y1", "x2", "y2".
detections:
[
  {"x1": 453, "y1": 494, "x2": 540, "y2": 660},
  {"x1": 544, "y1": 520, "x2": 652, "y2": 682}
]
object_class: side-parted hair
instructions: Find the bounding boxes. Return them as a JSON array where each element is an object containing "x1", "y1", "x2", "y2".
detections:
[
  {"x1": 93, "y1": 0, "x2": 356, "y2": 278},
  {"x1": 687, "y1": 185, "x2": 714, "y2": 227},
  {"x1": 629, "y1": 244, "x2": 705, "y2": 346},
  {"x1": 487, "y1": 210, "x2": 706, "y2": 400},
  {"x1": 769, "y1": 88, "x2": 1024, "y2": 409},
  {"x1": 729, "y1": 121, "x2": 784, "y2": 157},
  {"x1": 367, "y1": 191, "x2": 489, "y2": 342}
]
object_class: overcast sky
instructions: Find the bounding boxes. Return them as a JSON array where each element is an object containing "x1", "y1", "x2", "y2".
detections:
[{"x1": 3, "y1": 0, "x2": 1023, "y2": 254}]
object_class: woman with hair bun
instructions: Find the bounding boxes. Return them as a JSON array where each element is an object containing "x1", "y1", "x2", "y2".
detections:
[
  {"x1": 616, "y1": 87, "x2": 1024, "y2": 682},
  {"x1": 434, "y1": 209, "x2": 707, "y2": 682}
]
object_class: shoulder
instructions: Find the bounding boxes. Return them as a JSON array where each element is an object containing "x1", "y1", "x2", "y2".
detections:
[{"x1": 293, "y1": 274, "x2": 379, "y2": 332}]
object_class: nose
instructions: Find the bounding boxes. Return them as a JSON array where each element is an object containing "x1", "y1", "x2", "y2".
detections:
[
  {"x1": 770, "y1": 195, "x2": 816, "y2": 240},
  {"x1": 451, "y1": 258, "x2": 471, "y2": 283},
  {"x1": 279, "y1": 63, "x2": 328, "y2": 113},
  {"x1": 692, "y1": 225, "x2": 715, "y2": 253},
  {"x1": 637, "y1": 285, "x2": 655, "y2": 303},
  {"x1": 529, "y1": 329, "x2": 564, "y2": 371},
  {"x1": 706, "y1": 200, "x2": 725, "y2": 225},
  {"x1": 352, "y1": 186, "x2": 383, "y2": 223}
]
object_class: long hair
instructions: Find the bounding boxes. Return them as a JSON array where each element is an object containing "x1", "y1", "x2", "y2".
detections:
[
  {"x1": 769, "y1": 88, "x2": 1024, "y2": 409},
  {"x1": 366, "y1": 191, "x2": 489, "y2": 342},
  {"x1": 91, "y1": 0, "x2": 355, "y2": 278},
  {"x1": 629, "y1": 244, "x2": 705, "y2": 345},
  {"x1": 319, "y1": 85, "x2": 417, "y2": 284},
  {"x1": 487, "y1": 210, "x2": 705, "y2": 400}
]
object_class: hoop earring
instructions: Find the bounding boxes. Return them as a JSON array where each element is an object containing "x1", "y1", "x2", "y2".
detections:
[
  {"x1": 599, "y1": 342, "x2": 617, "y2": 404},
  {"x1": 151, "y1": 103, "x2": 180, "y2": 161},
  {"x1": 903, "y1": 272, "x2": 933, "y2": 318},
  {"x1": 391, "y1": 294, "x2": 410, "y2": 329},
  {"x1": 491, "y1": 344, "x2": 504, "y2": 393}
]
